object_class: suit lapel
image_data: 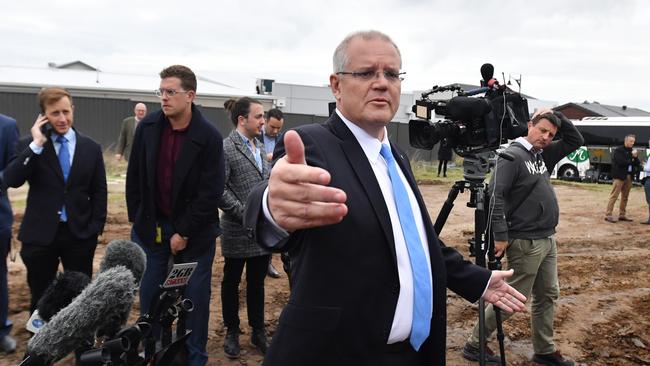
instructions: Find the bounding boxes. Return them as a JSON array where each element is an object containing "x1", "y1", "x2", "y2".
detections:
[
  {"x1": 142, "y1": 117, "x2": 162, "y2": 191},
  {"x1": 231, "y1": 131, "x2": 263, "y2": 176},
  {"x1": 328, "y1": 115, "x2": 397, "y2": 266},
  {"x1": 66, "y1": 131, "x2": 84, "y2": 186},
  {"x1": 43, "y1": 139, "x2": 64, "y2": 182}
]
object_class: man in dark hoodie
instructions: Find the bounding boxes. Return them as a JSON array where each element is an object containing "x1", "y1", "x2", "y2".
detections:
[{"x1": 461, "y1": 109, "x2": 583, "y2": 366}]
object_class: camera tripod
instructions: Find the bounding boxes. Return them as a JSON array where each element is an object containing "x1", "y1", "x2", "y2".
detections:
[{"x1": 433, "y1": 152, "x2": 507, "y2": 366}]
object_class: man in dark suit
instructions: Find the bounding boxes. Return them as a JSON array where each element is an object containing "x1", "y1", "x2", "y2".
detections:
[
  {"x1": 126, "y1": 65, "x2": 225, "y2": 366},
  {"x1": 115, "y1": 102, "x2": 147, "y2": 162},
  {"x1": 244, "y1": 30, "x2": 526, "y2": 366},
  {"x1": 0, "y1": 113, "x2": 18, "y2": 353},
  {"x1": 4, "y1": 87, "x2": 107, "y2": 313}
]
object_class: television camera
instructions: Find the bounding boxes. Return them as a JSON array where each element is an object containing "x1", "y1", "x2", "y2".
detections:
[{"x1": 409, "y1": 63, "x2": 529, "y2": 158}]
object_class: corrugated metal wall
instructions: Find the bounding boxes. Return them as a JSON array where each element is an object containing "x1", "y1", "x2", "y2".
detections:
[{"x1": 0, "y1": 90, "x2": 439, "y2": 160}]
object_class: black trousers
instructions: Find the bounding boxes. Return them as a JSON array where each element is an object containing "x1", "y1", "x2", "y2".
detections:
[
  {"x1": 20, "y1": 222, "x2": 97, "y2": 313},
  {"x1": 221, "y1": 255, "x2": 270, "y2": 330},
  {"x1": 438, "y1": 160, "x2": 448, "y2": 176}
]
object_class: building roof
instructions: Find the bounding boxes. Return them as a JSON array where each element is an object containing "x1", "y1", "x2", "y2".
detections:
[
  {"x1": 0, "y1": 64, "x2": 267, "y2": 99},
  {"x1": 555, "y1": 101, "x2": 650, "y2": 117}
]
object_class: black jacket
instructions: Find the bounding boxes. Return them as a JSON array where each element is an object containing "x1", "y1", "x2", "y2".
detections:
[
  {"x1": 611, "y1": 145, "x2": 635, "y2": 180},
  {"x1": 4, "y1": 129, "x2": 107, "y2": 245},
  {"x1": 126, "y1": 104, "x2": 225, "y2": 257}
]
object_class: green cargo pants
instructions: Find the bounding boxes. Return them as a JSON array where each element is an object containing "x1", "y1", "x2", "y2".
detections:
[{"x1": 467, "y1": 236, "x2": 560, "y2": 354}]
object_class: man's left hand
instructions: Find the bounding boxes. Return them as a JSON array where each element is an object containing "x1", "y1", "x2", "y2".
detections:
[
  {"x1": 482, "y1": 269, "x2": 527, "y2": 313},
  {"x1": 170, "y1": 234, "x2": 188, "y2": 255}
]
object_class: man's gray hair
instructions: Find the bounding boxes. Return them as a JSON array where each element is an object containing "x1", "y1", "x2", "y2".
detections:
[{"x1": 332, "y1": 30, "x2": 402, "y2": 73}]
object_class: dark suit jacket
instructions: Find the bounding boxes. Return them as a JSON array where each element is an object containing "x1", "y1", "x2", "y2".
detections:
[
  {"x1": 611, "y1": 145, "x2": 634, "y2": 180},
  {"x1": 0, "y1": 114, "x2": 19, "y2": 238},
  {"x1": 244, "y1": 113, "x2": 491, "y2": 366},
  {"x1": 116, "y1": 116, "x2": 137, "y2": 161},
  {"x1": 126, "y1": 104, "x2": 225, "y2": 257},
  {"x1": 4, "y1": 128, "x2": 107, "y2": 245}
]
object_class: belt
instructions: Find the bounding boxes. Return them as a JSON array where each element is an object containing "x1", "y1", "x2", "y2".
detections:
[{"x1": 385, "y1": 339, "x2": 411, "y2": 353}]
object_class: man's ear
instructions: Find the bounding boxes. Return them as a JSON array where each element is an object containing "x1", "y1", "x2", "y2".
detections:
[{"x1": 330, "y1": 74, "x2": 341, "y2": 102}]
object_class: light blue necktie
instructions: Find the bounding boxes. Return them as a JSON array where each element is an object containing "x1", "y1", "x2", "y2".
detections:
[
  {"x1": 57, "y1": 135, "x2": 70, "y2": 221},
  {"x1": 380, "y1": 144, "x2": 432, "y2": 351},
  {"x1": 246, "y1": 140, "x2": 263, "y2": 171}
]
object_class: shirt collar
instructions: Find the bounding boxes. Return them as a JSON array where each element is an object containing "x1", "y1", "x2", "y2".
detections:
[
  {"x1": 236, "y1": 130, "x2": 256, "y2": 146},
  {"x1": 335, "y1": 109, "x2": 390, "y2": 163},
  {"x1": 514, "y1": 136, "x2": 544, "y2": 154},
  {"x1": 55, "y1": 128, "x2": 76, "y2": 144}
]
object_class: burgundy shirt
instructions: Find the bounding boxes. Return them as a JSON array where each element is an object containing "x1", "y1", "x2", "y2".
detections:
[{"x1": 156, "y1": 120, "x2": 188, "y2": 217}]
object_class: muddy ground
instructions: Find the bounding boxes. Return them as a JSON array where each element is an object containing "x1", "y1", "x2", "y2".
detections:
[{"x1": 2, "y1": 177, "x2": 649, "y2": 365}]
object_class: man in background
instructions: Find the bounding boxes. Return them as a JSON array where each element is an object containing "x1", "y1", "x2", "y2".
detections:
[
  {"x1": 261, "y1": 108, "x2": 284, "y2": 161},
  {"x1": 605, "y1": 134, "x2": 637, "y2": 222},
  {"x1": 4, "y1": 87, "x2": 107, "y2": 314},
  {"x1": 219, "y1": 97, "x2": 270, "y2": 358},
  {"x1": 0, "y1": 113, "x2": 18, "y2": 353},
  {"x1": 260, "y1": 108, "x2": 285, "y2": 279},
  {"x1": 115, "y1": 102, "x2": 147, "y2": 162},
  {"x1": 462, "y1": 110, "x2": 582, "y2": 366}
]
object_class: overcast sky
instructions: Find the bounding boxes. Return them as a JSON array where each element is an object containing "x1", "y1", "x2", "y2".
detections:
[{"x1": 2, "y1": 0, "x2": 649, "y2": 111}]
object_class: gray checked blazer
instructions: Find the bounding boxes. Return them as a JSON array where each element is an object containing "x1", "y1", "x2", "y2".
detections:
[{"x1": 219, "y1": 130, "x2": 270, "y2": 258}]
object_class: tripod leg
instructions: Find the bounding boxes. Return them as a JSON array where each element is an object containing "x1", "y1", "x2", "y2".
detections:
[{"x1": 495, "y1": 308, "x2": 506, "y2": 366}]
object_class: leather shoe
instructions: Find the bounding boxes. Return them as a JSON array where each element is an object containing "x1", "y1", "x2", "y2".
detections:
[
  {"x1": 267, "y1": 263, "x2": 281, "y2": 278},
  {"x1": 0, "y1": 335, "x2": 16, "y2": 353},
  {"x1": 604, "y1": 216, "x2": 617, "y2": 223},
  {"x1": 251, "y1": 328, "x2": 270, "y2": 354},
  {"x1": 618, "y1": 216, "x2": 633, "y2": 222},
  {"x1": 223, "y1": 328, "x2": 240, "y2": 359},
  {"x1": 461, "y1": 342, "x2": 500, "y2": 364},
  {"x1": 533, "y1": 351, "x2": 575, "y2": 366}
]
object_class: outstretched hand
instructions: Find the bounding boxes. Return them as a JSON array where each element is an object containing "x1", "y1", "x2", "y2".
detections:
[
  {"x1": 482, "y1": 269, "x2": 527, "y2": 313},
  {"x1": 267, "y1": 130, "x2": 348, "y2": 232}
]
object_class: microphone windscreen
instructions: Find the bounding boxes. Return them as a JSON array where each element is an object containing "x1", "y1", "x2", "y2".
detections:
[
  {"x1": 36, "y1": 271, "x2": 90, "y2": 321},
  {"x1": 480, "y1": 63, "x2": 494, "y2": 83},
  {"x1": 27, "y1": 266, "x2": 136, "y2": 364},
  {"x1": 100, "y1": 239, "x2": 146, "y2": 284}
]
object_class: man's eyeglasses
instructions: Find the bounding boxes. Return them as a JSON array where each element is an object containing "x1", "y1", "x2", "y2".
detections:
[
  {"x1": 336, "y1": 70, "x2": 405, "y2": 83},
  {"x1": 155, "y1": 88, "x2": 188, "y2": 97}
]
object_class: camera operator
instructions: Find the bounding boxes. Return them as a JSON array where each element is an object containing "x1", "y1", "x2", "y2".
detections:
[{"x1": 461, "y1": 109, "x2": 583, "y2": 366}]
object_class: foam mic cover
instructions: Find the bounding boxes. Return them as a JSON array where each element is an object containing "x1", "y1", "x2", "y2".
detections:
[
  {"x1": 100, "y1": 239, "x2": 146, "y2": 284},
  {"x1": 480, "y1": 63, "x2": 494, "y2": 83},
  {"x1": 26, "y1": 266, "x2": 136, "y2": 364},
  {"x1": 36, "y1": 271, "x2": 90, "y2": 322}
]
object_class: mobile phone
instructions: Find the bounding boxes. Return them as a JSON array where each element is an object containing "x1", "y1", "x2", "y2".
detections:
[{"x1": 39, "y1": 113, "x2": 53, "y2": 136}]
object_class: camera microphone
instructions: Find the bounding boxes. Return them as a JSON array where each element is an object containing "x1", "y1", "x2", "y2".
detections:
[{"x1": 480, "y1": 63, "x2": 495, "y2": 84}]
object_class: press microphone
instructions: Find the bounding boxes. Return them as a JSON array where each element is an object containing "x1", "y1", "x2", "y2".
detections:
[
  {"x1": 25, "y1": 266, "x2": 137, "y2": 365},
  {"x1": 36, "y1": 271, "x2": 90, "y2": 322},
  {"x1": 100, "y1": 239, "x2": 147, "y2": 283}
]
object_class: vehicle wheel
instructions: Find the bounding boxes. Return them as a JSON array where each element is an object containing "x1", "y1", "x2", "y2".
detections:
[{"x1": 558, "y1": 165, "x2": 579, "y2": 179}]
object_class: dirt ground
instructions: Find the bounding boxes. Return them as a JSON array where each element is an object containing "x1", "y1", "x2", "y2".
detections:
[{"x1": 2, "y1": 177, "x2": 649, "y2": 366}]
